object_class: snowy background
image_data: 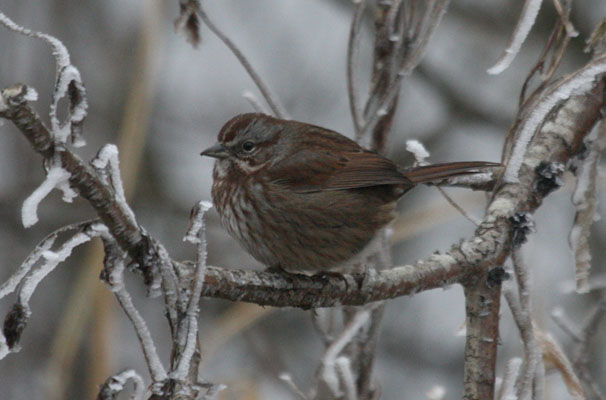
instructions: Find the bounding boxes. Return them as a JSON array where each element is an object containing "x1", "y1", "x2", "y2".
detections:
[{"x1": 0, "y1": 0, "x2": 605, "y2": 399}]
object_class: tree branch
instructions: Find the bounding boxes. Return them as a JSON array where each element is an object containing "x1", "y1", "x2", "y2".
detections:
[{"x1": 1, "y1": 77, "x2": 604, "y2": 311}]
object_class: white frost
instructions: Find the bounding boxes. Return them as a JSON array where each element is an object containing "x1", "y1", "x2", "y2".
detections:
[
  {"x1": 0, "y1": 10, "x2": 87, "y2": 144},
  {"x1": 487, "y1": 0, "x2": 543, "y2": 75},
  {"x1": 0, "y1": 11, "x2": 70, "y2": 68},
  {"x1": 19, "y1": 232, "x2": 92, "y2": 305},
  {"x1": 50, "y1": 65, "x2": 88, "y2": 143},
  {"x1": 406, "y1": 139, "x2": 430, "y2": 163},
  {"x1": 504, "y1": 59, "x2": 606, "y2": 183},
  {"x1": 173, "y1": 200, "x2": 213, "y2": 380},
  {"x1": 24, "y1": 87, "x2": 38, "y2": 102},
  {"x1": 91, "y1": 145, "x2": 137, "y2": 224},
  {"x1": 22, "y1": 166, "x2": 74, "y2": 228},
  {"x1": 184, "y1": 200, "x2": 214, "y2": 244},
  {"x1": 0, "y1": 333, "x2": 8, "y2": 360},
  {"x1": 320, "y1": 307, "x2": 373, "y2": 397}
]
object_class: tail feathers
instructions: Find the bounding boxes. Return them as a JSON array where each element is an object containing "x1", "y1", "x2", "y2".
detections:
[{"x1": 403, "y1": 161, "x2": 500, "y2": 184}]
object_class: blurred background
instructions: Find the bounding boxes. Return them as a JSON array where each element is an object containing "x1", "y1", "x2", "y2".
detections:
[{"x1": 0, "y1": 0, "x2": 604, "y2": 399}]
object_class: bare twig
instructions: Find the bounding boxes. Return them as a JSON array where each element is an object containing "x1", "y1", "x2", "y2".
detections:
[
  {"x1": 463, "y1": 270, "x2": 502, "y2": 400},
  {"x1": 242, "y1": 91, "x2": 270, "y2": 114},
  {"x1": 197, "y1": 5, "x2": 288, "y2": 119},
  {"x1": 359, "y1": 0, "x2": 450, "y2": 148},
  {"x1": 436, "y1": 187, "x2": 480, "y2": 226},
  {"x1": 348, "y1": 0, "x2": 367, "y2": 137}
]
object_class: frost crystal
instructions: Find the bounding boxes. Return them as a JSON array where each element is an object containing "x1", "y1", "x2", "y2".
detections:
[
  {"x1": 406, "y1": 140, "x2": 430, "y2": 163},
  {"x1": 22, "y1": 167, "x2": 74, "y2": 228}
]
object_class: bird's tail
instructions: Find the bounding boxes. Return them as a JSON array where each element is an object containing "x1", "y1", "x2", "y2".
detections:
[{"x1": 403, "y1": 161, "x2": 501, "y2": 184}]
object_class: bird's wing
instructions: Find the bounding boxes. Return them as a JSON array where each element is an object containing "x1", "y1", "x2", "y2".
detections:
[{"x1": 268, "y1": 149, "x2": 410, "y2": 193}]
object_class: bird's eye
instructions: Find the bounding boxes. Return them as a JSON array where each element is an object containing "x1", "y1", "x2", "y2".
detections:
[{"x1": 242, "y1": 141, "x2": 255, "y2": 152}]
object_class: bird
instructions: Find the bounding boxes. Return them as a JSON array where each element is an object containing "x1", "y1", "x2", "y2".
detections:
[{"x1": 201, "y1": 113, "x2": 499, "y2": 274}]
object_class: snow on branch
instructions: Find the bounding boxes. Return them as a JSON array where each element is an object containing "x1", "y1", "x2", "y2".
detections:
[
  {"x1": 92, "y1": 144, "x2": 137, "y2": 225},
  {"x1": 1, "y1": 221, "x2": 106, "y2": 358},
  {"x1": 102, "y1": 247, "x2": 168, "y2": 383},
  {"x1": 568, "y1": 119, "x2": 606, "y2": 293},
  {"x1": 504, "y1": 54, "x2": 606, "y2": 183},
  {"x1": 406, "y1": 139, "x2": 430, "y2": 164},
  {"x1": 0, "y1": 9, "x2": 88, "y2": 145},
  {"x1": 318, "y1": 303, "x2": 379, "y2": 397},
  {"x1": 21, "y1": 164, "x2": 77, "y2": 228},
  {"x1": 496, "y1": 358, "x2": 522, "y2": 400},
  {"x1": 487, "y1": 0, "x2": 543, "y2": 75},
  {"x1": 172, "y1": 200, "x2": 213, "y2": 380},
  {"x1": 97, "y1": 369, "x2": 145, "y2": 400}
]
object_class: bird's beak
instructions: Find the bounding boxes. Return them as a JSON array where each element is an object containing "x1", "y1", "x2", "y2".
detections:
[{"x1": 200, "y1": 143, "x2": 229, "y2": 159}]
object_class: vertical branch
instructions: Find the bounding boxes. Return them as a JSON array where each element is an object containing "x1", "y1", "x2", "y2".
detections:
[
  {"x1": 347, "y1": 0, "x2": 367, "y2": 136},
  {"x1": 365, "y1": 2, "x2": 401, "y2": 153},
  {"x1": 462, "y1": 270, "x2": 503, "y2": 400}
]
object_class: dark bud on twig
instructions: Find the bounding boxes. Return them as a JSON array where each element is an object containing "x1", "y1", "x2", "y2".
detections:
[
  {"x1": 534, "y1": 161, "x2": 564, "y2": 197},
  {"x1": 175, "y1": 0, "x2": 202, "y2": 47},
  {"x1": 510, "y1": 212, "x2": 536, "y2": 247},
  {"x1": 3, "y1": 304, "x2": 30, "y2": 349},
  {"x1": 486, "y1": 266, "x2": 510, "y2": 287}
]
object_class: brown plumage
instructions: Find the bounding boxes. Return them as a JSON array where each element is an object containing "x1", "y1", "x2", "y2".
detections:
[{"x1": 201, "y1": 113, "x2": 499, "y2": 273}]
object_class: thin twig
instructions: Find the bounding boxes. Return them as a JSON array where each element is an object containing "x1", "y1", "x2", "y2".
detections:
[
  {"x1": 436, "y1": 187, "x2": 480, "y2": 226},
  {"x1": 197, "y1": 7, "x2": 288, "y2": 119},
  {"x1": 348, "y1": 0, "x2": 367, "y2": 137},
  {"x1": 173, "y1": 201, "x2": 212, "y2": 380},
  {"x1": 106, "y1": 255, "x2": 168, "y2": 383}
]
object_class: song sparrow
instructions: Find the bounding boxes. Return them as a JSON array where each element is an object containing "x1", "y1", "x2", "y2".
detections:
[{"x1": 201, "y1": 113, "x2": 498, "y2": 273}]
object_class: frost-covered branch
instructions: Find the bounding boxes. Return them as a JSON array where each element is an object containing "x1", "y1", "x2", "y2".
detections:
[
  {"x1": 0, "y1": 9, "x2": 87, "y2": 145},
  {"x1": 568, "y1": 119, "x2": 606, "y2": 293},
  {"x1": 487, "y1": 0, "x2": 543, "y2": 75},
  {"x1": 21, "y1": 164, "x2": 77, "y2": 228},
  {"x1": 496, "y1": 358, "x2": 522, "y2": 400},
  {"x1": 97, "y1": 369, "x2": 145, "y2": 400},
  {"x1": 101, "y1": 243, "x2": 168, "y2": 384},
  {"x1": 0, "y1": 83, "x2": 158, "y2": 283},
  {"x1": 1, "y1": 221, "x2": 106, "y2": 358},
  {"x1": 504, "y1": 53, "x2": 606, "y2": 183},
  {"x1": 503, "y1": 245, "x2": 545, "y2": 400},
  {"x1": 359, "y1": 0, "x2": 450, "y2": 151},
  {"x1": 172, "y1": 201, "x2": 213, "y2": 380},
  {"x1": 316, "y1": 304, "x2": 378, "y2": 399}
]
